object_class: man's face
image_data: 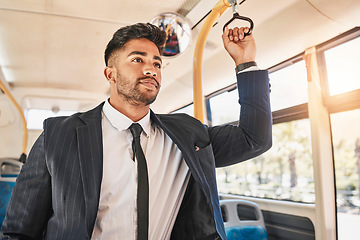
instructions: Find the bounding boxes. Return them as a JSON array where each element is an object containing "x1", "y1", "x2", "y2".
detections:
[{"x1": 110, "y1": 38, "x2": 162, "y2": 106}]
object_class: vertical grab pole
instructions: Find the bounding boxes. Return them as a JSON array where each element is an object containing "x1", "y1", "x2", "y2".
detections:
[
  {"x1": 193, "y1": 0, "x2": 232, "y2": 122},
  {"x1": 0, "y1": 79, "x2": 28, "y2": 161}
]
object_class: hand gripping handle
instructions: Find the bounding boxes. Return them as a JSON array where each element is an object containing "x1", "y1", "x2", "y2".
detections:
[{"x1": 223, "y1": 12, "x2": 254, "y2": 37}]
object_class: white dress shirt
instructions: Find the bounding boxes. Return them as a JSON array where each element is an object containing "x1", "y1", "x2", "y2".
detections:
[{"x1": 91, "y1": 100, "x2": 190, "y2": 240}]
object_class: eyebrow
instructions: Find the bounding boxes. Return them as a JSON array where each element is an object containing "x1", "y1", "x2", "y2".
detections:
[{"x1": 128, "y1": 51, "x2": 162, "y2": 63}]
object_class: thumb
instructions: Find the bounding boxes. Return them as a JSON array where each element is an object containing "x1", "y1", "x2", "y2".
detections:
[{"x1": 222, "y1": 26, "x2": 230, "y2": 43}]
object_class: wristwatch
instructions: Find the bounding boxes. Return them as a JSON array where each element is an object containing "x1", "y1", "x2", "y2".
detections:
[{"x1": 235, "y1": 61, "x2": 257, "y2": 73}]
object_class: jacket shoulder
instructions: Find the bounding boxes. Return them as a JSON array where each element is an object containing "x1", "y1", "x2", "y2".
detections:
[
  {"x1": 43, "y1": 102, "x2": 104, "y2": 129},
  {"x1": 155, "y1": 113, "x2": 204, "y2": 131},
  {"x1": 154, "y1": 113, "x2": 210, "y2": 147}
]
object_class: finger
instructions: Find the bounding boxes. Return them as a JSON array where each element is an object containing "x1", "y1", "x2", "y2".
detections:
[
  {"x1": 244, "y1": 27, "x2": 250, "y2": 35},
  {"x1": 233, "y1": 27, "x2": 239, "y2": 42},
  {"x1": 222, "y1": 26, "x2": 230, "y2": 44},
  {"x1": 243, "y1": 27, "x2": 252, "y2": 37},
  {"x1": 222, "y1": 26, "x2": 229, "y2": 40},
  {"x1": 228, "y1": 28, "x2": 234, "y2": 41},
  {"x1": 223, "y1": 26, "x2": 229, "y2": 35},
  {"x1": 239, "y1": 27, "x2": 245, "y2": 40}
]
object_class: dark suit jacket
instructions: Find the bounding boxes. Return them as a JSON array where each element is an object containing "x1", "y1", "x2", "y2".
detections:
[{"x1": 1, "y1": 70, "x2": 272, "y2": 240}]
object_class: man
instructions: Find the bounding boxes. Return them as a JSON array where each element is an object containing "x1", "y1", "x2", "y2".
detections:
[{"x1": 1, "y1": 23, "x2": 272, "y2": 239}]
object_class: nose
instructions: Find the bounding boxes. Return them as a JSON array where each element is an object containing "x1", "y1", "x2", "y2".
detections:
[
  {"x1": 143, "y1": 70, "x2": 157, "y2": 77},
  {"x1": 143, "y1": 66, "x2": 157, "y2": 77}
]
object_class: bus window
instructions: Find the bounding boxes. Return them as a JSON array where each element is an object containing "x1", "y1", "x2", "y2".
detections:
[
  {"x1": 331, "y1": 109, "x2": 360, "y2": 239},
  {"x1": 269, "y1": 60, "x2": 308, "y2": 112},
  {"x1": 216, "y1": 118, "x2": 314, "y2": 203},
  {"x1": 325, "y1": 37, "x2": 360, "y2": 96},
  {"x1": 214, "y1": 56, "x2": 313, "y2": 203},
  {"x1": 171, "y1": 103, "x2": 194, "y2": 117},
  {"x1": 26, "y1": 109, "x2": 76, "y2": 129},
  {"x1": 316, "y1": 29, "x2": 360, "y2": 239},
  {"x1": 207, "y1": 60, "x2": 308, "y2": 126},
  {"x1": 208, "y1": 89, "x2": 239, "y2": 126}
]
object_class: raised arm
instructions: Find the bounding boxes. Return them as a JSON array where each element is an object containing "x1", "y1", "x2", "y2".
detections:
[{"x1": 209, "y1": 27, "x2": 272, "y2": 167}]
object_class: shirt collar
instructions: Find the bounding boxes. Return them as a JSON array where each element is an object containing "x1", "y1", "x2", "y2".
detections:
[{"x1": 103, "y1": 99, "x2": 151, "y2": 137}]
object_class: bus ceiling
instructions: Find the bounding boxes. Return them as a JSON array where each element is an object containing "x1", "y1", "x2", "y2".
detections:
[{"x1": 0, "y1": 0, "x2": 359, "y2": 114}]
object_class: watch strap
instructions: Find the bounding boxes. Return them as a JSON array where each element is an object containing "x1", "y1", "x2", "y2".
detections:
[{"x1": 235, "y1": 61, "x2": 257, "y2": 73}]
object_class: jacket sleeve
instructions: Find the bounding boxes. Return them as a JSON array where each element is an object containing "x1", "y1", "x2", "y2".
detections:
[
  {"x1": 208, "y1": 70, "x2": 272, "y2": 167},
  {"x1": 1, "y1": 130, "x2": 53, "y2": 239}
]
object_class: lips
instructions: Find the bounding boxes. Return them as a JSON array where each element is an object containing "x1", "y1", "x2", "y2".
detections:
[{"x1": 138, "y1": 77, "x2": 160, "y2": 90}]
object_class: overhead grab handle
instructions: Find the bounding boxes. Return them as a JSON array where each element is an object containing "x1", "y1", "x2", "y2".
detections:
[{"x1": 222, "y1": 0, "x2": 254, "y2": 36}]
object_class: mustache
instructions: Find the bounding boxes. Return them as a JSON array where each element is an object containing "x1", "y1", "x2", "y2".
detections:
[{"x1": 137, "y1": 76, "x2": 161, "y2": 88}]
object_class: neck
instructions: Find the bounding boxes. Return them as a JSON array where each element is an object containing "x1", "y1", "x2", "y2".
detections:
[{"x1": 108, "y1": 97, "x2": 150, "y2": 122}]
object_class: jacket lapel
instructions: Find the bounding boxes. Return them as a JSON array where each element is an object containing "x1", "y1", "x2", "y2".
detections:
[
  {"x1": 150, "y1": 111, "x2": 190, "y2": 159},
  {"x1": 150, "y1": 110, "x2": 211, "y2": 200},
  {"x1": 150, "y1": 110, "x2": 198, "y2": 169},
  {"x1": 76, "y1": 102, "x2": 104, "y2": 235}
]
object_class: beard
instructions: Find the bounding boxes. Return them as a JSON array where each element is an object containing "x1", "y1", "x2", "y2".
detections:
[{"x1": 115, "y1": 73, "x2": 160, "y2": 106}]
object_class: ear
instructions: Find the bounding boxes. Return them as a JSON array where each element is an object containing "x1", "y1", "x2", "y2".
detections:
[{"x1": 104, "y1": 66, "x2": 116, "y2": 84}]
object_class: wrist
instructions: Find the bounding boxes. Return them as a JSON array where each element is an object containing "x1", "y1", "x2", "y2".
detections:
[
  {"x1": 235, "y1": 61, "x2": 257, "y2": 73},
  {"x1": 234, "y1": 56, "x2": 256, "y2": 66}
]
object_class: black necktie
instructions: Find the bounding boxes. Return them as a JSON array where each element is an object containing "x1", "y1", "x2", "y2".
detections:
[{"x1": 129, "y1": 123, "x2": 149, "y2": 240}]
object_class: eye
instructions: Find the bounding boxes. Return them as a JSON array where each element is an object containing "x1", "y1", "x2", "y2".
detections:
[
  {"x1": 154, "y1": 62, "x2": 162, "y2": 69},
  {"x1": 132, "y1": 58, "x2": 143, "y2": 63}
]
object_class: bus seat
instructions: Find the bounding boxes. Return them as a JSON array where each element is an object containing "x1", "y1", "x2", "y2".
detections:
[
  {"x1": 0, "y1": 158, "x2": 23, "y2": 225},
  {"x1": 220, "y1": 199, "x2": 268, "y2": 240}
]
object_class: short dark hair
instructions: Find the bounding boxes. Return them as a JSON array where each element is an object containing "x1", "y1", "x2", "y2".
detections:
[{"x1": 104, "y1": 23, "x2": 166, "y2": 66}]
